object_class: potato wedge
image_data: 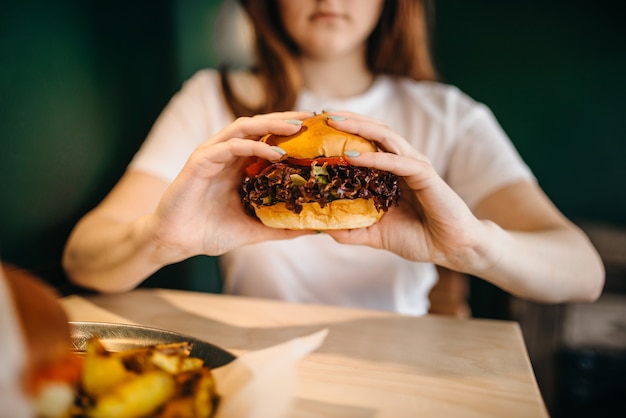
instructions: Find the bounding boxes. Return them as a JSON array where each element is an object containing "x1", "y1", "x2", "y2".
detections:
[
  {"x1": 73, "y1": 337, "x2": 218, "y2": 418},
  {"x1": 82, "y1": 338, "x2": 133, "y2": 398},
  {"x1": 86, "y1": 370, "x2": 175, "y2": 418}
]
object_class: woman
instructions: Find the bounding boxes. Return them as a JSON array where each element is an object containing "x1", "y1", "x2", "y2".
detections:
[{"x1": 62, "y1": 0, "x2": 604, "y2": 315}]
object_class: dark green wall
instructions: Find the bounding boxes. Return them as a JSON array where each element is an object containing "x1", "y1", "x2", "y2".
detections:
[
  {"x1": 0, "y1": 1, "x2": 178, "y2": 290},
  {"x1": 1, "y1": 0, "x2": 624, "y2": 294},
  {"x1": 433, "y1": 0, "x2": 625, "y2": 225}
]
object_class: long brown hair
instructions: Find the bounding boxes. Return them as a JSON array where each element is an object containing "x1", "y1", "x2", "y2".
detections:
[{"x1": 221, "y1": 0, "x2": 438, "y2": 118}]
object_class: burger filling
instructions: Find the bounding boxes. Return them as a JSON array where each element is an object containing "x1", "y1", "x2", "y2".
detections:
[{"x1": 241, "y1": 158, "x2": 400, "y2": 216}]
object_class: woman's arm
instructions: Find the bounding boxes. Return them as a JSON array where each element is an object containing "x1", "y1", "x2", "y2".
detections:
[
  {"x1": 63, "y1": 114, "x2": 313, "y2": 293},
  {"x1": 62, "y1": 172, "x2": 177, "y2": 293},
  {"x1": 470, "y1": 180, "x2": 604, "y2": 303}
]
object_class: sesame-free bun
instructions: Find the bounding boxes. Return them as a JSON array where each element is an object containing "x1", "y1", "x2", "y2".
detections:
[
  {"x1": 253, "y1": 199, "x2": 384, "y2": 230},
  {"x1": 261, "y1": 114, "x2": 377, "y2": 159}
]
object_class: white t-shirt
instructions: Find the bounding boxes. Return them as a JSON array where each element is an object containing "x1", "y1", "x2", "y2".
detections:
[{"x1": 129, "y1": 69, "x2": 534, "y2": 315}]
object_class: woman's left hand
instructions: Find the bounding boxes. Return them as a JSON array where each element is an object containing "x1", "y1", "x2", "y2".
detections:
[{"x1": 323, "y1": 112, "x2": 494, "y2": 272}]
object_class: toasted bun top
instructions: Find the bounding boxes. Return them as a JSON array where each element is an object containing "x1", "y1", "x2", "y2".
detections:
[{"x1": 261, "y1": 114, "x2": 377, "y2": 159}]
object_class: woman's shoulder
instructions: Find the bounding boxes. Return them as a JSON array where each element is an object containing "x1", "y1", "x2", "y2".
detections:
[
  {"x1": 168, "y1": 69, "x2": 223, "y2": 107},
  {"x1": 380, "y1": 76, "x2": 487, "y2": 121},
  {"x1": 180, "y1": 68, "x2": 220, "y2": 88}
]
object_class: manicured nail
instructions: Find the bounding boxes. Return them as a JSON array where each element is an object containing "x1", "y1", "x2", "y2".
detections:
[
  {"x1": 270, "y1": 146, "x2": 287, "y2": 155},
  {"x1": 344, "y1": 150, "x2": 360, "y2": 157},
  {"x1": 285, "y1": 119, "x2": 303, "y2": 126},
  {"x1": 327, "y1": 115, "x2": 345, "y2": 121}
]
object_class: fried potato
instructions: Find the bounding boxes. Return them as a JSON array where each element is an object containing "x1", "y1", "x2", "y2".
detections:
[
  {"x1": 180, "y1": 357, "x2": 204, "y2": 373},
  {"x1": 160, "y1": 369, "x2": 216, "y2": 418},
  {"x1": 191, "y1": 368, "x2": 217, "y2": 418},
  {"x1": 87, "y1": 371, "x2": 175, "y2": 418},
  {"x1": 150, "y1": 349, "x2": 203, "y2": 375},
  {"x1": 82, "y1": 338, "x2": 134, "y2": 398},
  {"x1": 74, "y1": 337, "x2": 218, "y2": 418}
]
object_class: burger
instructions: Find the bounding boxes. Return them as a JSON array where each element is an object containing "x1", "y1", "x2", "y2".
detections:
[{"x1": 240, "y1": 114, "x2": 400, "y2": 230}]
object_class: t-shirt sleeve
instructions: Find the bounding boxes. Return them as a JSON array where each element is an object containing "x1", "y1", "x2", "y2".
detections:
[
  {"x1": 128, "y1": 70, "x2": 225, "y2": 183},
  {"x1": 445, "y1": 98, "x2": 536, "y2": 210}
]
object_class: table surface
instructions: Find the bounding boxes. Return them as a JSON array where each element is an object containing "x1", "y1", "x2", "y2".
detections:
[{"x1": 60, "y1": 288, "x2": 548, "y2": 418}]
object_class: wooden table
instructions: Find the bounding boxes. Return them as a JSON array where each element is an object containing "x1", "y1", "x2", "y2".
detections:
[{"x1": 60, "y1": 288, "x2": 548, "y2": 418}]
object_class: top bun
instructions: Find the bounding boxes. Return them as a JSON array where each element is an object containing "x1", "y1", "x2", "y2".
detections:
[{"x1": 261, "y1": 114, "x2": 377, "y2": 159}]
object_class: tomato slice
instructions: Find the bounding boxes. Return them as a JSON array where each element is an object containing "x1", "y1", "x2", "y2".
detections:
[
  {"x1": 286, "y1": 157, "x2": 351, "y2": 166},
  {"x1": 245, "y1": 156, "x2": 350, "y2": 177},
  {"x1": 245, "y1": 159, "x2": 270, "y2": 177}
]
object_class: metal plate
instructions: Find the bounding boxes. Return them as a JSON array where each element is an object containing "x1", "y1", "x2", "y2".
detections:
[{"x1": 70, "y1": 321, "x2": 236, "y2": 368}]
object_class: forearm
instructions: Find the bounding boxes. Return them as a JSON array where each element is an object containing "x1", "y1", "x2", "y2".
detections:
[
  {"x1": 465, "y1": 221, "x2": 605, "y2": 303},
  {"x1": 62, "y1": 213, "x2": 178, "y2": 293}
]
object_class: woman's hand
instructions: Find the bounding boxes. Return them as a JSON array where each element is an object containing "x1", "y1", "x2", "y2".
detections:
[
  {"x1": 63, "y1": 111, "x2": 316, "y2": 292},
  {"x1": 150, "y1": 111, "x2": 316, "y2": 263},
  {"x1": 323, "y1": 112, "x2": 494, "y2": 272},
  {"x1": 323, "y1": 111, "x2": 604, "y2": 303}
]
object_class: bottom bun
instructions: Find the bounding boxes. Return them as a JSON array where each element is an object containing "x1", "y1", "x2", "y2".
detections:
[{"x1": 254, "y1": 199, "x2": 385, "y2": 230}]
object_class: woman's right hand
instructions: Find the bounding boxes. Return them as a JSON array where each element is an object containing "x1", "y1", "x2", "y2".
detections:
[{"x1": 148, "y1": 111, "x2": 316, "y2": 264}]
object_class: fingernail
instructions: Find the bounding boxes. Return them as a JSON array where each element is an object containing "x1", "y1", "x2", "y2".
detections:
[
  {"x1": 270, "y1": 146, "x2": 287, "y2": 155},
  {"x1": 285, "y1": 119, "x2": 303, "y2": 126},
  {"x1": 327, "y1": 115, "x2": 345, "y2": 121},
  {"x1": 344, "y1": 150, "x2": 360, "y2": 157}
]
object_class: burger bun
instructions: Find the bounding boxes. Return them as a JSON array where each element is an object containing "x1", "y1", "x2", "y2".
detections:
[
  {"x1": 254, "y1": 197, "x2": 384, "y2": 230},
  {"x1": 261, "y1": 114, "x2": 377, "y2": 159}
]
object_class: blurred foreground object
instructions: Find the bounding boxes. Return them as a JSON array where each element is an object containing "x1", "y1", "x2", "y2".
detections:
[
  {"x1": 1, "y1": 262, "x2": 80, "y2": 418},
  {"x1": 0, "y1": 264, "x2": 32, "y2": 417}
]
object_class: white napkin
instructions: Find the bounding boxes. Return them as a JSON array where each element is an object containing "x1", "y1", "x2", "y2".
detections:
[{"x1": 212, "y1": 329, "x2": 329, "y2": 418}]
